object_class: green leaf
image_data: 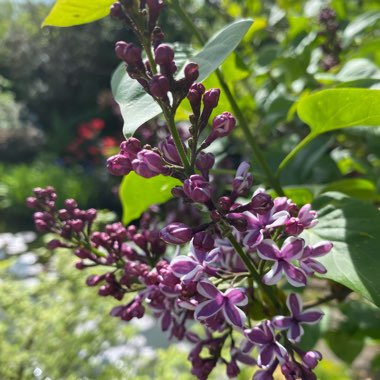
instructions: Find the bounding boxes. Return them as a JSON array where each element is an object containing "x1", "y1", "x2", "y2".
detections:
[
  {"x1": 324, "y1": 330, "x2": 364, "y2": 363},
  {"x1": 111, "y1": 20, "x2": 253, "y2": 136},
  {"x1": 321, "y1": 178, "x2": 380, "y2": 201},
  {"x1": 278, "y1": 89, "x2": 380, "y2": 172},
  {"x1": 42, "y1": 0, "x2": 114, "y2": 27},
  {"x1": 302, "y1": 192, "x2": 380, "y2": 308},
  {"x1": 119, "y1": 172, "x2": 181, "y2": 225},
  {"x1": 298, "y1": 88, "x2": 380, "y2": 136}
]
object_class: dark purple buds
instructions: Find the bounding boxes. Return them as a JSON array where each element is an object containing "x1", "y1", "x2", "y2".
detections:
[
  {"x1": 120, "y1": 137, "x2": 141, "y2": 160},
  {"x1": 159, "y1": 136, "x2": 181, "y2": 164},
  {"x1": 26, "y1": 197, "x2": 38, "y2": 208},
  {"x1": 249, "y1": 192, "x2": 273, "y2": 214},
  {"x1": 232, "y1": 162, "x2": 253, "y2": 197},
  {"x1": 149, "y1": 74, "x2": 170, "y2": 98},
  {"x1": 203, "y1": 88, "x2": 220, "y2": 110},
  {"x1": 160, "y1": 222, "x2": 194, "y2": 245},
  {"x1": 302, "y1": 351, "x2": 322, "y2": 369},
  {"x1": 115, "y1": 41, "x2": 143, "y2": 66},
  {"x1": 193, "y1": 231, "x2": 215, "y2": 251},
  {"x1": 154, "y1": 44, "x2": 174, "y2": 65},
  {"x1": 183, "y1": 175, "x2": 212, "y2": 203},
  {"x1": 218, "y1": 196, "x2": 232, "y2": 212},
  {"x1": 195, "y1": 152, "x2": 215, "y2": 178},
  {"x1": 132, "y1": 149, "x2": 164, "y2": 178},
  {"x1": 226, "y1": 213, "x2": 248, "y2": 232},
  {"x1": 184, "y1": 62, "x2": 199, "y2": 83},
  {"x1": 107, "y1": 154, "x2": 132, "y2": 176},
  {"x1": 110, "y1": 2, "x2": 124, "y2": 19},
  {"x1": 211, "y1": 112, "x2": 236, "y2": 138},
  {"x1": 187, "y1": 83, "x2": 205, "y2": 116}
]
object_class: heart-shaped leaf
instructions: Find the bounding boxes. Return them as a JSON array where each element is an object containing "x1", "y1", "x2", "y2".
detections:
[
  {"x1": 111, "y1": 19, "x2": 253, "y2": 136},
  {"x1": 119, "y1": 172, "x2": 181, "y2": 225},
  {"x1": 302, "y1": 192, "x2": 380, "y2": 308},
  {"x1": 42, "y1": 0, "x2": 114, "y2": 27},
  {"x1": 279, "y1": 89, "x2": 380, "y2": 172}
]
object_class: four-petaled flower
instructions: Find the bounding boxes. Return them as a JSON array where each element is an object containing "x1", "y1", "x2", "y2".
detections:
[
  {"x1": 194, "y1": 281, "x2": 247, "y2": 328},
  {"x1": 244, "y1": 320, "x2": 288, "y2": 368},
  {"x1": 300, "y1": 241, "x2": 333, "y2": 276},
  {"x1": 272, "y1": 293, "x2": 324, "y2": 343},
  {"x1": 257, "y1": 237, "x2": 307, "y2": 287}
]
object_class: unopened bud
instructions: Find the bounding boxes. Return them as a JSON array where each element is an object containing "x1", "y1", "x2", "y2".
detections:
[{"x1": 160, "y1": 222, "x2": 194, "y2": 245}]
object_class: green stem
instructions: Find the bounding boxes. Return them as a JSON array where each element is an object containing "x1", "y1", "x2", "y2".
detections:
[
  {"x1": 144, "y1": 42, "x2": 157, "y2": 75},
  {"x1": 163, "y1": 107, "x2": 192, "y2": 174},
  {"x1": 277, "y1": 133, "x2": 315, "y2": 175},
  {"x1": 169, "y1": 0, "x2": 285, "y2": 196},
  {"x1": 226, "y1": 231, "x2": 280, "y2": 309}
]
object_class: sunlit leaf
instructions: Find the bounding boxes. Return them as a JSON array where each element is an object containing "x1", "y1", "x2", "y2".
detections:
[
  {"x1": 119, "y1": 172, "x2": 181, "y2": 225},
  {"x1": 302, "y1": 192, "x2": 380, "y2": 308},
  {"x1": 42, "y1": 0, "x2": 114, "y2": 27}
]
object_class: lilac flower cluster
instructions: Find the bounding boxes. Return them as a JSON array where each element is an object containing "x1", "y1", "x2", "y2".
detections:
[{"x1": 28, "y1": 1, "x2": 335, "y2": 379}]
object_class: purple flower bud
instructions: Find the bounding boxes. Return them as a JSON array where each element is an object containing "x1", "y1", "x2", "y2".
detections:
[
  {"x1": 249, "y1": 192, "x2": 273, "y2": 214},
  {"x1": 132, "y1": 149, "x2": 164, "y2": 178},
  {"x1": 110, "y1": 2, "x2": 124, "y2": 19},
  {"x1": 149, "y1": 74, "x2": 170, "y2": 98},
  {"x1": 154, "y1": 44, "x2": 174, "y2": 65},
  {"x1": 71, "y1": 219, "x2": 84, "y2": 233},
  {"x1": 115, "y1": 41, "x2": 142, "y2": 66},
  {"x1": 159, "y1": 136, "x2": 181, "y2": 164},
  {"x1": 85, "y1": 208, "x2": 97, "y2": 223},
  {"x1": 160, "y1": 222, "x2": 194, "y2": 245},
  {"x1": 47, "y1": 239, "x2": 64, "y2": 249},
  {"x1": 58, "y1": 209, "x2": 69, "y2": 221},
  {"x1": 64, "y1": 198, "x2": 78, "y2": 210},
  {"x1": 218, "y1": 196, "x2": 232, "y2": 212},
  {"x1": 302, "y1": 351, "x2": 322, "y2": 369},
  {"x1": 193, "y1": 231, "x2": 215, "y2": 251},
  {"x1": 211, "y1": 112, "x2": 236, "y2": 138},
  {"x1": 226, "y1": 212, "x2": 248, "y2": 232},
  {"x1": 26, "y1": 196, "x2": 38, "y2": 208},
  {"x1": 107, "y1": 154, "x2": 132, "y2": 176},
  {"x1": 35, "y1": 219, "x2": 48, "y2": 232},
  {"x1": 187, "y1": 83, "x2": 205, "y2": 115},
  {"x1": 120, "y1": 137, "x2": 141, "y2": 159},
  {"x1": 86, "y1": 274, "x2": 105, "y2": 287},
  {"x1": 195, "y1": 152, "x2": 215, "y2": 177},
  {"x1": 183, "y1": 174, "x2": 212, "y2": 203},
  {"x1": 146, "y1": 0, "x2": 164, "y2": 24},
  {"x1": 171, "y1": 186, "x2": 186, "y2": 199},
  {"x1": 232, "y1": 161, "x2": 253, "y2": 197},
  {"x1": 203, "y1": 88, "x2": 220, "y2": 110},
  {"x1": 184, "y1": 62, "x2": 199, "y2": 82}
]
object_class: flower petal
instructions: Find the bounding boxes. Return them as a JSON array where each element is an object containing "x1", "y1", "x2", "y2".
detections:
[
  {"x1": 225, "y1": 288, "x2": 248, "y2": 306},
  {"x1": 245, "y1": 326, "x2": 272, "y2": 345},
  {"x1": 282, "y1": 236, "x2": 305, "y2": 260},
  {"x1": 257, "y1": 239, "x2": 280, "y2": 261},
  {"x1": 223, "y1": 302, "x2": 246, "y2": 328},
  {"x1": 298, "y1": 310, "x2": 324, "y2": 324},
  {"x1": 287, "y1": 293, "x2": 303, "y2": 316},
  {"x1": 283, "y1": 262, "x2": 307, "y2": 287},
  {"x1": 272, "y1": 316, "x2": 293, "y2": 330},
  {"x1": 273, "y1": 342, "x2": 288, "y2": 363},
  {"x1": 257, "y1": 344, "x2": 275, "y2": 368},
  {"x1": 194, "y1": 299, "x2": 224, "y2": 320},
  {"x1": 263, "y1": 261, "x2": 284, "y2": 285},
  {"x1": 287, "y1": 323, "x2": 303, "y2": 343},
  {"x1": 267, "y1": 210, "x2": 289, "y2": 228},
  {"x1": 197, "y1": 281, "x2": 222, "y2": 299}
]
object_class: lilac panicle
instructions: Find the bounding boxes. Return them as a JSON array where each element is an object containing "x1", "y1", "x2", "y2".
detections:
[{"x1": 272, "y1": 293, "x2": 323, "y2": 343}]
